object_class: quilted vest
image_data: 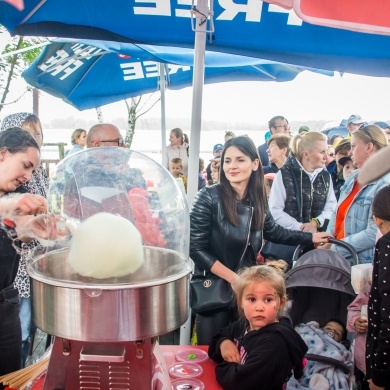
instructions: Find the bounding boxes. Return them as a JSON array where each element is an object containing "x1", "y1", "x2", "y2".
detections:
[{"x1": 280, "y1": 154, "x2": 330, "y2": 223}]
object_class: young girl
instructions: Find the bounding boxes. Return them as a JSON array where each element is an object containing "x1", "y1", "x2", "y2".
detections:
[
  {"x1": 208, "y1": 264, "x2": 308, "y2": 390},
  {"x1": 366, "y1": 184, "x2": 390, "y2": 390}
]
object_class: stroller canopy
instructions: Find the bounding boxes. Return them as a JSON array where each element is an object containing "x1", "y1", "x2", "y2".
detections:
[
  {"x1": 286, "y1": 249, "x2": 356, "y2": 296},
  {"x1": 286, "y1": 249, "x2": 356, "y2": 326}
]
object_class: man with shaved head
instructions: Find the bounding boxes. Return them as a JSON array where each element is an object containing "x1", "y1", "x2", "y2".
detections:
[{"x1": 86, "y1": 123, "x2": 125, "y2": 148}]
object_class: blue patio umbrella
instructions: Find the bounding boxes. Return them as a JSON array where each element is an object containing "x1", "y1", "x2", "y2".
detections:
[
  {"x1": 2, "y1": 0, "x2": 390, "y2": 76},
  {"x1": 22, "y1": 40, "x2": 332, "y2": 111}
]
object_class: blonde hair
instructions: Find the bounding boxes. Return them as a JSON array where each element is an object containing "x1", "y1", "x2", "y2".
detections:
[
  {"x1": 236, "y1": 264, "x2": 287, "y2": 317},
  {"x1": 71, "y1": 128, "x2": 87, "y2": 145},
  {"x1": 353, "y1": 125, "x2": 388, "y2": 150},
  {"x1": 20, "y1": 114, "x2": 42, "y2": 135},
  {"x1": 290, "y1": 132, "x2": 327, "y2": 161},
  {"x1": 171, "y1": 157, "x2": 183, "y2": 167}
]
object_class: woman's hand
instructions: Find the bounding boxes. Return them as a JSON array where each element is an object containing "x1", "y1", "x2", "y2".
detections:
[
  {"x1": 300, "y1": 221, "x2": 318, "y2": 233},
  {"x1": 220, "y1": 339, "x2": 240, "y2": 364},
  {"x1": 0, "y1": 193, "x2": 47, "y2": 216},
  {"x1": 16, "y1": 214, "x2": 68, "y2": 242},
  {"x1": 368, "y1": 379, "x2": 385, "y2": 390},
  {"x1": 312, "y1": 232, "x2": 333, "y2": 244},
  {"x1": 354, "y1": 317, "x2": 368, "y2": 334}
]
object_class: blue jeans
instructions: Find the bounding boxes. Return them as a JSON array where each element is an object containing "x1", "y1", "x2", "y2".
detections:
[{"x1": 19, "y1": 297, "x2": 32, "y2": 367}]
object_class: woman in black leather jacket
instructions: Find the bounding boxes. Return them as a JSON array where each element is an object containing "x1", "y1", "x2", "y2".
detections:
[{"x1": 190, "y1": 136, "x2": 331, "y2": 344}]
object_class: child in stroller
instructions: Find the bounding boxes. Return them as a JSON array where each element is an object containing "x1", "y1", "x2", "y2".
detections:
[{"x1": 286, "y1": 239, "x2": 358, "y2": 390}]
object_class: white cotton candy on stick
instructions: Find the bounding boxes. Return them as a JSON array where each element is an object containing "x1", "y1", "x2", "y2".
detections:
[{"x1": 67, "y1": 212, "x2": 144, "y2": 279}]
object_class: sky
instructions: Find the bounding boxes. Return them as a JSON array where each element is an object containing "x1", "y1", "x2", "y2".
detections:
[{"x1": 2, "y1": 33, "x2": 390, "y2": 128}]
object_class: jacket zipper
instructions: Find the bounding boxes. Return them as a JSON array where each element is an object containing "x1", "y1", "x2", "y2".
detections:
[{"x1": 236, "y1": 206, "x2": 253, "y2": 271}]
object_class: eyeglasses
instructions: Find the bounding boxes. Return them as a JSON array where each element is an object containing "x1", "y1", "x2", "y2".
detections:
[
  {"x1": 274, "y1": 125, "x2": 290, "y2": 130},
  {"x1": 360, "y1": 127, "x2": 375, "y2": 143},
  {"x1": 100, "y1": 138, "x2": 125, "y2": 147}
]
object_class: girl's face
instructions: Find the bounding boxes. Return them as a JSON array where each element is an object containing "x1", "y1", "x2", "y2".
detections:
[
  {"x1": 223, "y1": 146, "x2": 259, "y2": 189},
  {"x1": 77, "y1": 131, "x2": 87, "y2": 147},
  {"x1": 266, "y1": 141, "x2": 287, "y2": 164},
  {"x1": 0, "y1": 147, "x2": 40, "y2": 195},
  {"x1": 350, "y1": 135, "x2": 373, "y2": 169},
  {"x1": 302, "y1": 140, "x2": 328, "y2": 172},
  {"x1": 169, "y1": 131, "x2": 181, "y2": 147},
  {"x1": 240, "y1": 281, "x2": 284, "y2": 331}
]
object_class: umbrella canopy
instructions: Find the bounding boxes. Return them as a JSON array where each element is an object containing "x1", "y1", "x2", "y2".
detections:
[
  {"x1": 22, "y1": 40, "x2": 332, "y2": 110},
  {"x1": 2, "y1": 0, "x2": 390, "y2": 76}
]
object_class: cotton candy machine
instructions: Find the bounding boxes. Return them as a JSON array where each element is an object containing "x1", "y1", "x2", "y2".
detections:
[{"x1": 27, "y1": 147, "x2": 191, "y2": 390}]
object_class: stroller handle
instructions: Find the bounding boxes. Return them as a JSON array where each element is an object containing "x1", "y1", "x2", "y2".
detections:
[{"x1": 292, "y1": 238, "x2": 359, "y2": 265}]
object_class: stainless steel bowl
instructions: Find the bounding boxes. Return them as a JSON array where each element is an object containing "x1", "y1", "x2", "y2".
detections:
[{"x1": 28, "y1": 247, "x2": 191, "y2": 342}]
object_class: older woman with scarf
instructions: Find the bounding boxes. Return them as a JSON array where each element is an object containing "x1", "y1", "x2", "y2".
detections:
[
  {"x1": 326, "y1": 125, "x2": 390, "y2": 264},
  {"x1": 1, "y1": 112, "x2": 48, "y2": 367}
]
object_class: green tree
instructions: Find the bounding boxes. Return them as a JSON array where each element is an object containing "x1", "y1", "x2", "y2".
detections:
[{"x1": 0, "y1": 26, "x2": 46, "y2": 114}]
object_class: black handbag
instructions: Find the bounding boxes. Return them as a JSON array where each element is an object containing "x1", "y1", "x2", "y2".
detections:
[
  {"x1": 190, "y1": 206, "x2": 252, "y2": 314},
  {"x1": 190, "y1": 275, "x2": 233, "y2": 314}
]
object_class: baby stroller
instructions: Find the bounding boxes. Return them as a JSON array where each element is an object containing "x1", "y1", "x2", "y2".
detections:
[{"x1": 286, "y1": 239, "x2": 358, "y2": 390}]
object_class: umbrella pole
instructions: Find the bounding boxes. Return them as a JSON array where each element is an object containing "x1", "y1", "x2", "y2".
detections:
[
  {"x1": 186, "y1": 0, "x2": 209, "y2": 209},
  {"x1": 180, "y1": 0, "x2": 210, "y2": 346},
  {"x1": 159, "y1": 63, "x2": 167, "y2": 167}
]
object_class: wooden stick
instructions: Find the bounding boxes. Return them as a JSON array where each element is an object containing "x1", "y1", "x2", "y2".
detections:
[{"x1": 0, "y1": 355, "x2": 49, "y2": 389}]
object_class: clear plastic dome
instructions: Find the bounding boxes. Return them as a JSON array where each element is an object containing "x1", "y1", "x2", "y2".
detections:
[{"x1": 29, "y1": 147, "x2": 191, "y2": 288}]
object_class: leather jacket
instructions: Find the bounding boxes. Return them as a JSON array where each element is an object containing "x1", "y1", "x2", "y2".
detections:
[{"x1": 190, "y1": 185, "x2": 312, "y2": 276}]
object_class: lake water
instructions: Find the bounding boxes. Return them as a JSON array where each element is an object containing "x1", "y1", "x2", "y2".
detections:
[{"x1": 42, "y1": 128, "x2": 268, "y2": 165}]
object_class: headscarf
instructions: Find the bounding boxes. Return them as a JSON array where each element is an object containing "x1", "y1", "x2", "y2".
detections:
[{"x1": 0, "y1": 112, "x2": 32, "y2": 132}]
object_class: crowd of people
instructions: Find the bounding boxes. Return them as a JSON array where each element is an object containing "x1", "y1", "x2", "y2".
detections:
[
  {"x1": 188, "y1": 115, "x2": 390, "y2": 390},
  {"x1": 0, "y1": 112, "x2": 390, "y2": 390}
]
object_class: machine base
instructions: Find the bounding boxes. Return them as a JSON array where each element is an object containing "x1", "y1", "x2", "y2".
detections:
[{"x1": 43, "y1": 337, "x2": 155, "y2": 390}]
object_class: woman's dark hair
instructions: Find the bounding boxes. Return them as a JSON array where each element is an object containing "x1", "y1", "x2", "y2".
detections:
[
  {"x1": 219, "y1": 135, "x2": 266, "y2": 230},
  {"x1": 372, "y1": 184, "x2": 390, "y2": 221},
  {"x1": 0, "y1": 127, "x2": 39, "y2": 153}
]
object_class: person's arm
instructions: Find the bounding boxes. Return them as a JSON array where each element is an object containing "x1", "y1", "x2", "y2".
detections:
[
  {"x1": 333, "y1": 207, "x2": 378, "y2": 258},
  {"x1": 263, "y1": 210, "x2": 331, "y2": 246},
  {"x1": 208, "y1": 321, "x2": 241, "y2": 363},
  {"x1": 347, "y1": 293, "x2": 368, "y2": 333},
  {"x1": 214, "y1": 336, "x2": 292, "y2": 390},
  {"x1": 268, "y1": 171, "x2": 303, "y2": 231},
  {"x1": 0, "y1": 193, "x2": 47, "y2": 217},
  {"x1": 14, "y1": 213, "x2": 61, "y2": 243}
]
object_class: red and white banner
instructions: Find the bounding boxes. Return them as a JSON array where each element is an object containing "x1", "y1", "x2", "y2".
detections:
[
  {"x1": 264, "y1": 0, "x2": 390, "y2": 35},
  {"x1": 1, "y1": 0, "x2": 24, "y2": 10}
]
